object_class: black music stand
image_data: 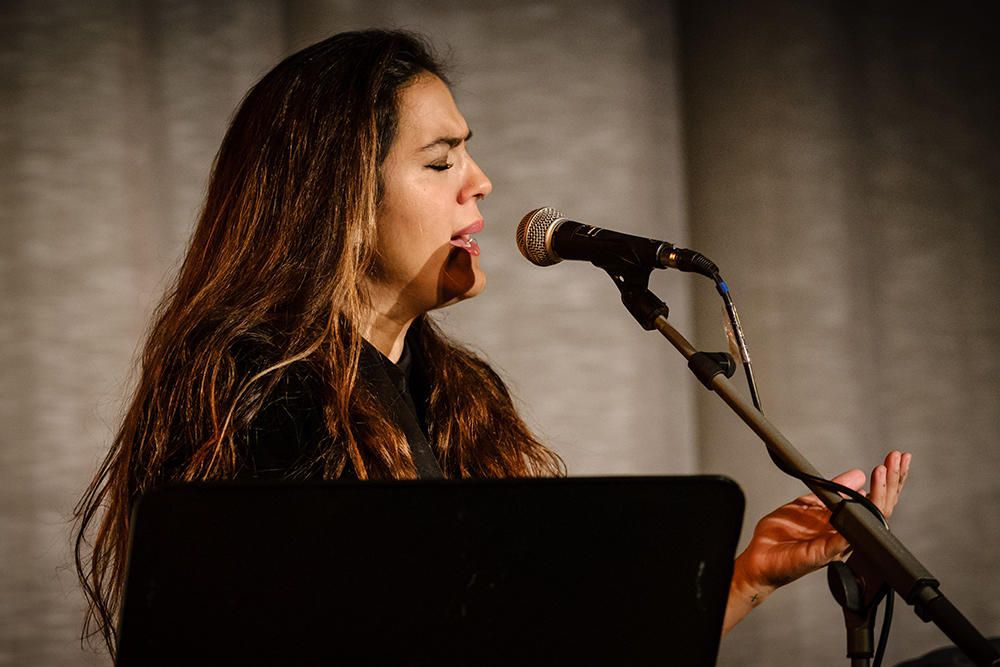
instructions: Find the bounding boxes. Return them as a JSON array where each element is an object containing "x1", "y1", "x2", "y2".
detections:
[{"x1": 116, "y1": 476, "x2": 743, "y2": 666}]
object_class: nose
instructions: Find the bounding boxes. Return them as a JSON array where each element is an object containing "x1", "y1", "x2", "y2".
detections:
[{"x1": 460, "y1": 156, "x2": 493, "y2": 203}]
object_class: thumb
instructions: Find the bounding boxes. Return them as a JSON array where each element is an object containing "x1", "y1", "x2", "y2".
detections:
[
  {"x1": 830, "y1": 468, "x2": 866, "y2": 492},
  {"x1": 796, "y1": 468, "x2": 867, "y2": 506}
]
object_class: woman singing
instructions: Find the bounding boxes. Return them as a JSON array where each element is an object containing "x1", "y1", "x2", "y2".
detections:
[{"x1": 75, "y1": 29, "x2": 911, "y2": 657}]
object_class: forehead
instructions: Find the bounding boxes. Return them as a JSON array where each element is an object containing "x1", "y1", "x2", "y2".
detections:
[{"x1": 394, "y1": 74, "x2": 468, "y2": 146}]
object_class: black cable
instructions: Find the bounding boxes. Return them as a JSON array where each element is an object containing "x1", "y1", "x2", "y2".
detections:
[
  {"x1": 715, "y1": 278, "x2": 762, "y2": 411},
  {"x1": 874, "y1": 589, "x2": 894, "y2": 667}
]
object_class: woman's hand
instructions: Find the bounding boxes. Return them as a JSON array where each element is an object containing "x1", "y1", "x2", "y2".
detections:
[{"x1": 722, "y1": 450, "x2": 911, "y2": 634}]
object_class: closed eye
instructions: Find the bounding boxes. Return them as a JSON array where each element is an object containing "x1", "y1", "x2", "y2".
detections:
[{"x1": 427, "y1": 162, "x2": 453, "y2": 171}]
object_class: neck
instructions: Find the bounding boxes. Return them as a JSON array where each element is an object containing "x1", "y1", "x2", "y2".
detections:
[
  {"x1": 361, "y1": 306, "x2": 417, "y2": 364},
  {"x1": 362, "y1": 279, "x2": 429, "y2": 362}
]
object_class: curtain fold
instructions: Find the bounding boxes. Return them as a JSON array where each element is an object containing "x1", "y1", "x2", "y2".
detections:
[{"x1": 681, "y1": 2, "x2": 1000, "y2": 664}]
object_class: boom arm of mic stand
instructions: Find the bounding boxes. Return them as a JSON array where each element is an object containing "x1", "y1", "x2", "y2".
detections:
[{"x1": 612, "y1": 280, "x2": 1000, "y2": 666}]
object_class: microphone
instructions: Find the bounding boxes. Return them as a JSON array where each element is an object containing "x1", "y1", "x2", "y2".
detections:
[{"x1": 516, "y1": 207, "x2": 719, "y2": 278}]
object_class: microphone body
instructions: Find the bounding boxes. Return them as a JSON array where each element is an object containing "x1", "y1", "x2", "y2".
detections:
[
  {"x1": 517, "y1": 207, "x2": 718, "y2": 277},
  {"x1": 549, "y1": 219, "x2": 675, "y2": 269}
]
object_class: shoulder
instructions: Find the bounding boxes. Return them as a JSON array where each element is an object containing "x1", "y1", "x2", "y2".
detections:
[{"x1": 240, "y1": 363, "x2": 329, "y2": 480}]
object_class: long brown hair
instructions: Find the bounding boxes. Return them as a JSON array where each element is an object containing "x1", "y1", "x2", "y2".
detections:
[{"x1": 75, "y1": 29, "x2": 563, "y2": 657}]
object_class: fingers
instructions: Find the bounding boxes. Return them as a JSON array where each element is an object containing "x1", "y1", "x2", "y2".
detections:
[
  {"x1": 785, "y1": 452, "x2": 911, "y2": 518},
  {"x1": 895, "y1": 451, "x2": 911, "y2": 492},
  {"x1": 869, "y1": 462, "x2": 887, "y2": 512},
  {"x1": 878, "y1": 450, "x2": 912, "y2": 519},
  {"x1": 867, "y1": 451, "x2": 912, "y2": 519},
  {"x1": 884, "y1": 451, "x2": 900, "y2": 511}
]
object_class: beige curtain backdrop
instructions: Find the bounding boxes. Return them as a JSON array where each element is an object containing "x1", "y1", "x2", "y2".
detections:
[
  {"x1": 0, "y1": 1, "x2": 996, "y2": 665},
  {"x1": 681, "y1": 3, "x2": 1000, "y2": 664}
]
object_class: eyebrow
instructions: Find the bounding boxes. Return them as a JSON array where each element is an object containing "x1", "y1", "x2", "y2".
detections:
[{"x1": 418, "y1": 129, "x2": 473, "y2": 152}]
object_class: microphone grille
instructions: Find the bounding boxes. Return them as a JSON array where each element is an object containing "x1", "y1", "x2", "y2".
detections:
[{"x1": 516, "y1": 207, "x2": 566, "y2": 266}]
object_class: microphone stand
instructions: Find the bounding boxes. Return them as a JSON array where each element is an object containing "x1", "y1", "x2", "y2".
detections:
[{"x1": 604, "y1": 265, "x2": 1000, "y2": 667}]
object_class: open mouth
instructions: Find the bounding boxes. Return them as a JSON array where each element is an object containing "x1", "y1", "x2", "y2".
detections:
[{"x1": 450, "y1": 220, "x2": 484, "y2": 256}]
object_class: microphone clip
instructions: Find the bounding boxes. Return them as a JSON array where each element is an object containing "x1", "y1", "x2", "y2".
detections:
[
  {"x1": 604, "y1": 266, "x2": 668, "y2": 331},
  {"x1": 607, "y1": 266, "x2": 738, "y2": 387}
]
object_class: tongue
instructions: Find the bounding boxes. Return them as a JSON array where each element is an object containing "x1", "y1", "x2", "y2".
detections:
[{"x1": 449, "y1": 236, "x2": 480, "y2": 256}]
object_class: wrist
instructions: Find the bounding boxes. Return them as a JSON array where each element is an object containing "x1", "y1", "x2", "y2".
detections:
[
  {"x1": 722, "y1": 551, "x2": 777, "y2": 634},
  {"x1": 731, "y1": 551, "x2": 777, "y2": 605}
]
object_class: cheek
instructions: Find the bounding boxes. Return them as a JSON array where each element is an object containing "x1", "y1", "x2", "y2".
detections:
[
  {"x1": 381, "y1": 180, "x2": 433, "y2": 236},
  {"x1": 381, "y1": 197, "x2": 451, "y2": 260},
  {"x1": 374, "y1": 174, "x2": 463, "y2": 294},
  {"x1": 373, "y1": 209, "x2": 445, "y2": 291},
  {"x1": 389, "y1": 216, "x2": 439, "y2": 263}
]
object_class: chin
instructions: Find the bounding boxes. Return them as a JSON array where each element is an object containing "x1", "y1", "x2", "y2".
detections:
[
  {"x1": 437, "y1": 249, "x2": 486, "y2": 308},
  {"x1": 464, "y1": 269, "x2": 487, "y2": 300}
]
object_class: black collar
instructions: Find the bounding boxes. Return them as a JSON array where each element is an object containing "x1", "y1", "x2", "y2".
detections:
[{"x1": 359, "y1": 331, "x2": 444, "y2": 479}]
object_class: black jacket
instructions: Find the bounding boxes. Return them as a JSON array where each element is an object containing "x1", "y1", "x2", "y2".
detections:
[{"x1": 242, "y1": 334, "x2": 444, "y2": 480}]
